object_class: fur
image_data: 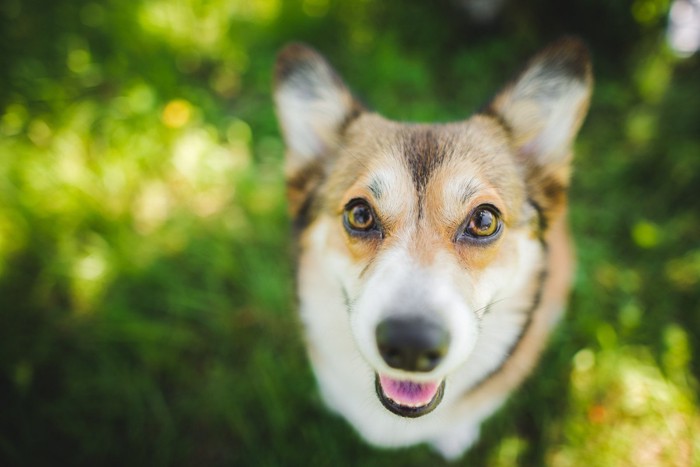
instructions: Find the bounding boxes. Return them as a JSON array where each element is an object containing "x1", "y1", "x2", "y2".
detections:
[{"x1": 274, "y1": 38, "x2": 592, "y2": 460}]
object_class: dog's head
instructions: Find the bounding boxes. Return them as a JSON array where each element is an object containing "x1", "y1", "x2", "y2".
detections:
[{"x1": 274, "y1": 40, "x2": 592, "y2": 418}]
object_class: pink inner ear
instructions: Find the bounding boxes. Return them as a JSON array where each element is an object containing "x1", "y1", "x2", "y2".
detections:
[{"x1": 379, "y1": 375, "x2": 440, "y2": 407}]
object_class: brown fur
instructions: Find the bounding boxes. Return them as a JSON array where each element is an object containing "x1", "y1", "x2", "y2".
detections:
[
  {"x1": 456, "y1": 213, "x2": 574, "y2": 406},
  {"x1": 274, "y1": 37, "x2": 592, "y2": 459},
  {"x1": 311, "y1": 116, "x2": 526, "y2": 274}
]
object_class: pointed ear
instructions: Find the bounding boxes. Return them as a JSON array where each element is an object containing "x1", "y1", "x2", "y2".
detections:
[
  {"x1": 273, "y1": 43, "x2": 362, "y2": 171},
  {"x1": 273, "y1": 43, "x2": 363, "y2": 217},
  {"x1": 487, "y1": 37, "x2": 593, "y2": 170}
]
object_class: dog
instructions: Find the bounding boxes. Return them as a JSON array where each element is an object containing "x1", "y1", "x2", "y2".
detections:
[{"x1": 273, "y1": 38, "x2": 592, "y2": 460}]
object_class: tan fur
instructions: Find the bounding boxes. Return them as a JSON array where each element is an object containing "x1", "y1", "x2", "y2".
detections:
[
  {"x1": 274, "y1": 38, "x2": 592, "y2": 460},
  {"x1": 304, "y1": 114, "x2": 530, "y2": 273},
  {"x1": 456, "y1": 213, "x2": 574, "y2": 408}
]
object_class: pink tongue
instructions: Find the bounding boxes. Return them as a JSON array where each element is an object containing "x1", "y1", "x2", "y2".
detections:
[{"x1": 379, "y1": 375, "x2": 440, "y2": 407}]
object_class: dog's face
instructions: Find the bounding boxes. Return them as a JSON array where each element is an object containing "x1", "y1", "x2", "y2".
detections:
[{"x1": 274, "y1": 41, "x2": 591, "y2": 418}]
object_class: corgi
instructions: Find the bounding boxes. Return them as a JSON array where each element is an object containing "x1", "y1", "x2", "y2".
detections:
[{"x1": 273, "y1": 38, "x2": 592, "y2": 460}]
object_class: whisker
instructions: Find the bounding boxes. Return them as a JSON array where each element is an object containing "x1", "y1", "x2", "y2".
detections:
[{"x1": 474, "y1": 295, "x2": 516, "y2": 317}]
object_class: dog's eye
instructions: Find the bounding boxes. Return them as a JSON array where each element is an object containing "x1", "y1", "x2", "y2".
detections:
[
  {"x1": 460, "y1": 205, "x2": 502, "y2": 241},
  {"x1": 343, "y1": 199, "x2": 382, "y2": 237},
  {"x1": 467, "y1": 208, "x2": 497, "y2": 236},
  {"x1": 345, "y1": 201, "x2": 375, "y2": 231}
]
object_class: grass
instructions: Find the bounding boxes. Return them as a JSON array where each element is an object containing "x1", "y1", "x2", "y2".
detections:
[{"x1": 1, "y1": 0, "x2": 699, "y2": 465}]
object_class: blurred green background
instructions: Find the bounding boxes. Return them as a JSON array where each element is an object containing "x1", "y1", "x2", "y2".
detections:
[{"x1": 1, "y1": 0, "x2": 699, "y2": 465}]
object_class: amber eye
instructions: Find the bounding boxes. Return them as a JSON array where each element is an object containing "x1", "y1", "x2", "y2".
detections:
[
  {"x1": 344, "y1": 199, "x2": 379, "y2": 236},
  {"x1": 346, "y1": 202, "x2": 374, "y2": 230},
  {"x1": 460, "y1": 205, "x2": 502, "y2": 242}
]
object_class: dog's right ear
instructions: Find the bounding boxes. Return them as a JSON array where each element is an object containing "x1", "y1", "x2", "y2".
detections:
[{"x1": 274, "y1": 43, "x2": 363, "y2": 216}]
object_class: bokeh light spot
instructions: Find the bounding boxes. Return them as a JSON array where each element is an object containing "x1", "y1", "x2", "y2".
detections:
[
  {"x1": 27, "y1": 119, "x2": 52, "y2": 147},
  {"x1": 632, "y1": 221, "x2": 660, "y2": 249},
  {"x1": 574, "y1": 348, "x2": 596, "y2": 373},
  {"x1": 162, "y1": 99, "x2": 192, "y2": 128},
  {"x1": 67, "y1": 48, "x2": 91, "y2": 74},
  {"x1": 665, "y1": 249, "x2": 700, "y2": 290},
  {"x1": 1, "y1": 104, "x2": 28, "y2": 136},
  {"x1": 619, "y1": 302, "x2": 642, "y2": 329}
]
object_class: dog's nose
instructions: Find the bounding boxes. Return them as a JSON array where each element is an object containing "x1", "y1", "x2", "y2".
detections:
[{"x1": 375, "y1": 316, "x2": 450, "y2": 372}]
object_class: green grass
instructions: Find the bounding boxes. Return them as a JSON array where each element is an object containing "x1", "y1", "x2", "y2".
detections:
[{"x1": 1, "y1": 0, "x2": 699, "y2": 465}]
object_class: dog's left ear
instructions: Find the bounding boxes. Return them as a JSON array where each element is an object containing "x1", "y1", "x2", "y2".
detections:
[
  {"x1": 487, "y1": 37, "x2": 593, "y2": 220},
  {"x1": 488, "y1": 37, "x2": 593, "y2": 167}
]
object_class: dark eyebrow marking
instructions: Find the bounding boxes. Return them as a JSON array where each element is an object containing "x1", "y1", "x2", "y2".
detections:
[
  {"x1": 460, "y1": 179, "x2": 480, "y2": 204},
  {"x1": 368, "y1": 177, "x2": 384, "y2": 200}
]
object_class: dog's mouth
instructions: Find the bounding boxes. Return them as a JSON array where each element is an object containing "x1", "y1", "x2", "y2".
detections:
[{"x1": 375, "y1": 374, "x2": 445, "y2": 418}]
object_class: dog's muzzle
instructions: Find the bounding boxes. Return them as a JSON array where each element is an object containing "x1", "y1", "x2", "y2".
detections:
[{"x1": 374, "y1": 316, "x2": 449, "y2": 417}]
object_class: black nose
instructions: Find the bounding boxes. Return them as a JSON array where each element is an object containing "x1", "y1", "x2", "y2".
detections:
[{"x1": 375, "y1": 316, "x2": 450, "y2": 372}]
